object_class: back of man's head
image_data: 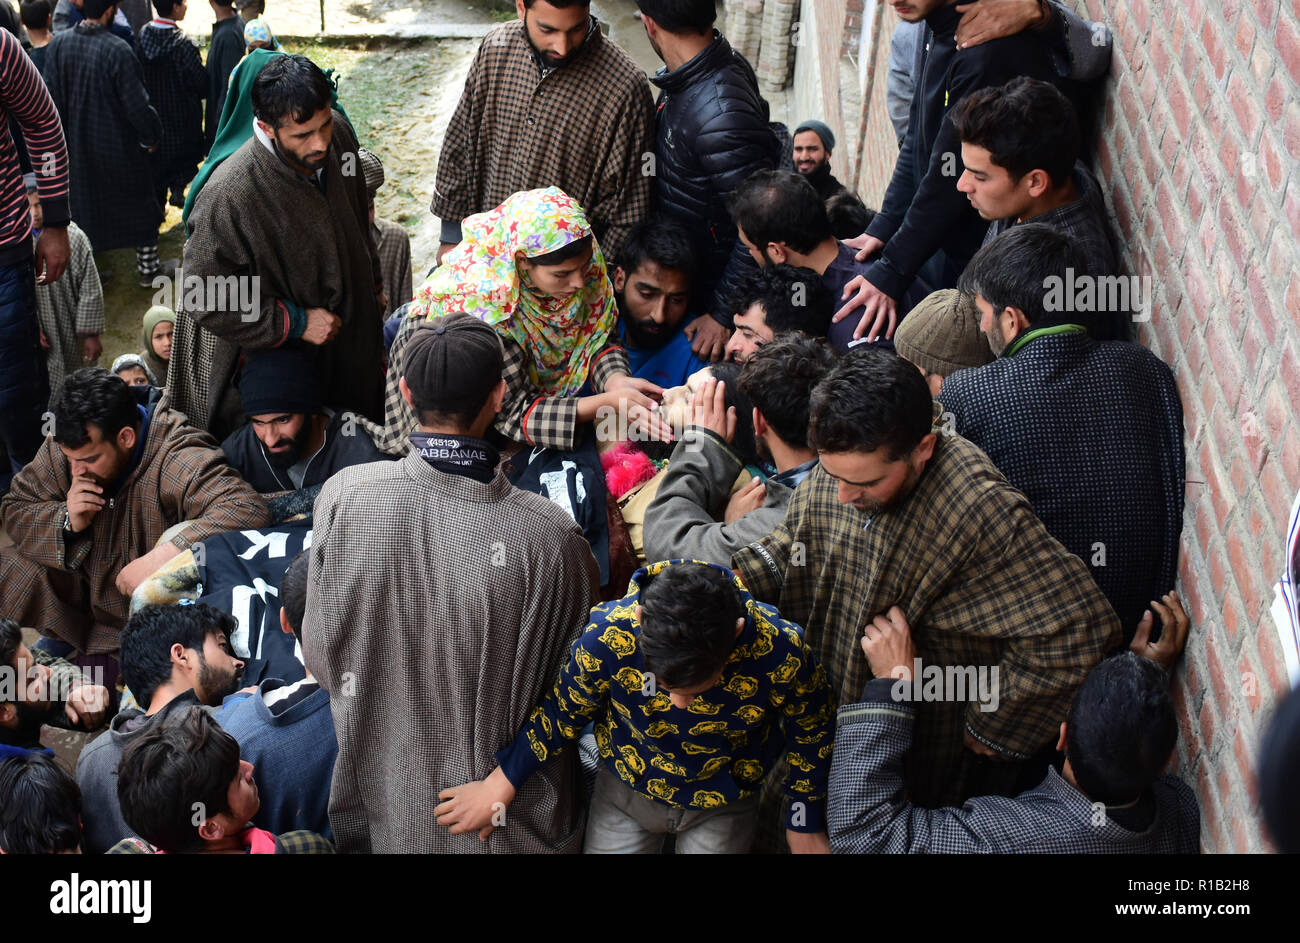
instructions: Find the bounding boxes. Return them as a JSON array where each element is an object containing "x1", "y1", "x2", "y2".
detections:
[
  {"x1": 951, "y1": 76, "x2": 1080, "y2": 189},
  {"x1": 738, "y1": 333, "x2": 835, "y2": 450},
  {"x1": 809, "y1": 349, "x2": 933, "y2": 457},
  {"x1": 728, "y1": 170, "x2": 832, "y2": 257},
  {"x1": 732, "y1": 264, "x2": 834, "y2": 338},
  {"x1": 279, "y1": 551, "x2": 309, "y2": 641},
  {"x1": 617, "y1": 217, "x2": 698, "y2": 286},
  {"x1": 639, "y1": 563, "x2": 744, "y2": 691},
  {"x1": 20, "y1": 0, "x2": 51, "y2": 30},
  {"x1": 957, "y1": 222, "x2": 1088, "y2": 328},
  {"x1": 81, "y1": 0, "x2": 116, "y2": 18},
  {"x1": 402, "y1": 314, "x2": 505, "y2": 430},
  {"x1": 117, "y1": 706, "x2": 243, "y2": 853},
  {"x1": 635, "y1": 0, "x2": 715, "y2": 34},
  {"x1": 53, "y1": 367, "x2": 140, "y2": 450},
  {"x1": 0, "y1": 753, "x2": 82, "y2": 854},
  {"x1": 119, "y1": 603, "x2": 236, "y2": 711},
  {"x1": 1066, "y1": 652, "x2": 1176, "y2": 804},
  {"x1": 251, "y1": 54, "x2": 333, "y2": 129}
]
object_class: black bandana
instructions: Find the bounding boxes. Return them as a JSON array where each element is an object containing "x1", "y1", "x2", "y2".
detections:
[{"x1": 410, "y1": 432, "x2": 499, "y2": 483}]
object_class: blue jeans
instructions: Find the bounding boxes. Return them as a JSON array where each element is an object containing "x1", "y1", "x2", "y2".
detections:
[{"x1": 0, "y1": 258, "x2": 46, "y2": 494}]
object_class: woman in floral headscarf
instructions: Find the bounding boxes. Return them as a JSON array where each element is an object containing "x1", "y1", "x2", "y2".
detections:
[{"x1": 377, "y1": 187, "x2": 672, "y2": 453}]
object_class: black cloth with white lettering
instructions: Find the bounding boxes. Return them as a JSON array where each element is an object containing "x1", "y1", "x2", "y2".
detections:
[
  {"x1": 410, "y1": 431, "x2": 499, "y2": 483},
  {"x1": 196, "y1": 518, "x2": 312, "y2": 686}
]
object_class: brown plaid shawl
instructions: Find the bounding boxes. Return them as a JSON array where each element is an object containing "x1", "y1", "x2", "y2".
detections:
[
  {"x1": 431, "y1": 18, "x2": 654, "y2": 261},
  {"x1": 0, "y1": 407, "x2": 269, "y2": 653},
  {"x1": 733, "y1": 431, "x2": 1120, "y2": 807},
  {"x1": 365, "y1": 310, "x2": 631, "y2": 455}
]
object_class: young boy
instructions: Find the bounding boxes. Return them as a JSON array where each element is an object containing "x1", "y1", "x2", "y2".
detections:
[
  {"x1": 0, "y1": 619, "x2": 111, "y2": 755},
  {"x1": 138, "y1": 0, "x2": 208, "y2": 209},
  {"x1": 110, "y1": 705, "x2": 334, "y2": 853},
  {"x1": 436, "y1": 560, "x2": 836, "y2": 854},
  {"x1": 111, "y1": 353, "x2": 157, "y2": 387}
]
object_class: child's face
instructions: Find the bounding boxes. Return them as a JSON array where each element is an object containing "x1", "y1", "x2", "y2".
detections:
[
  {"x1": 151, "y1": 321, "x2": 173, "y2": 360},
  {"x1": 116, "y1": 366, "x2": 150, "y2": 387}
]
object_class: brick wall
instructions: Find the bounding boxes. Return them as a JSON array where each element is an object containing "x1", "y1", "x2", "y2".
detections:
[{"x1": 830, "y1": 0, "x2": 1299, "y2": 853}]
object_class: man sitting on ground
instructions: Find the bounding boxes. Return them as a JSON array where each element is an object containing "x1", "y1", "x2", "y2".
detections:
[
  {"x1": 214, "y1": 551, "x2": 337, "y2": 839},
  {"x1": 613, "y1": 217, "x2": 707, "y2": 389},
  {"x1": 829, "y1": 601, "x2": 1197, "y2": 853},
  {"x1": 110, "y1": 705, "x2": 334, "y2": 853},
  {"x1": 219, "y1": 344, "x2": 387, "y2": 495},
  {"x1": 435, "y1": 560, "x2": 835, "y2": 854},
  {"x1": 77, "y1": 603, "x2": 246, "y2": 854},
  {"x1": 0, "y1": 368, "x2": 269, "y2": 656},
  {"x1": 0, "y1": 618, "x2": 110, "y2": 754},
  {"x1": 644, "y1": 334, "x2": 832, "y2": 565},
  {"x1": 724, "y1": 264, "x2": 834, "y2": 364},
  {"x1": 939, "y1": 223, "x2": 1183, "y2": 642}
]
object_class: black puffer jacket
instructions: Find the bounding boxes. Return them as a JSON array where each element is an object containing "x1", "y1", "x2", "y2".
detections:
[{"x1": 650, "y1": 33, "x2": 779, "y2": 327}]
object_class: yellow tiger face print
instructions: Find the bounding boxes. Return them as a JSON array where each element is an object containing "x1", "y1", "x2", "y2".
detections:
[
  {"x1": 723, "y1": 675, "x2": 759, "y2": 699},
  {"x1": 619, "y1": 744, "x2": 646, "y2": 775},
  {"x1": 688, "y1": 720, "x2": 729, "y2": 736},
  {"x1": 527, "y1": 729, "x2": 548, "y2": 762},
  {"x1": 680, "y1": 741, "x2": 717, "y2": 755},
  {"x1": 606, "y1": 602, "x2": 638, "y2": 624},
  {"x1": 650, "y1": 753, "x2": 689, "y2": 776},
  {"x1": 612, "y1": 698, "x2": 632, "y2": 719},
  {"x1": 575, "y1": 647, "x2": 603, "y2": 675},
  {"x1": 594, "y1": 723, "x2": 613, "y2": 754},
  {"x1": 690, "y1": 790, "x2": 727, "y2": 809},
  {"x1": 600, "y1": 625, "x2": 637, "y2": 658},
  {"x1": 644, "y1": 720, "x2": 680, "y2": 738},
  {"x1": 750, "y1": 629, "x2": 774, "y2": 658},
  {"x1": 615, "y1": 666, "x2": 645, "y2": 694},
  {"x1": 686, "y1": 699, "x2": 721, "y2": 715},
  {"x1": 644, "y1": 778, "x2": 678, "y2": 802},
  {"x1": 733, "y1": 758, "x2": 764, "y2": 782},
  {"x1": 695, "y1": 755, "x2": 732, "y2": 779},
  {"x1": 733, "y1": 704, "x2": 764, "y2": 725},
  {"x1": 615, "y1": 759, "x2": 636, "y2": 785},
  {"x1": 643, "y1": 693, "x2": 672, "y2": 714},
  {"x1": 768, "y1": 654, "x2": 800, "y2": 686},
  {"x1": 787, "y1": 752, "x2": 814, "y2": 772}
]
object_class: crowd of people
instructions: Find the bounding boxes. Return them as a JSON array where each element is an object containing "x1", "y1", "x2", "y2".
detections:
[{"x1": 0, "y1": 0, "x2": 1293, "y2": 856}]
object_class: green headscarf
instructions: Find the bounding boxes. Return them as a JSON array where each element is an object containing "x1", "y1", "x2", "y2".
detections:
[
  {"x1": 182, "y1": 49, "x2": 353, "y2": 225},
  {"x1": 140, "y1": 305, "x2": 175, "y2": 386}
]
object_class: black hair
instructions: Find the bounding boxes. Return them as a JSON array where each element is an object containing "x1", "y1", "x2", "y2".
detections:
[
  {"x1": 957, "y1": 222, "x2": 1090, "y2": 328},
  {"x1": 809, "y1": 348, "x2": 933, "y2": 458},
  {"x1": 524, "y1": 233, "x2": 593, "y2": 267},
  {"x1": 951, "y1": 76, "x2": 1080, "y2": 188},
  {"x1": 727, "y1": 169, "x2": 832, "y2": 256},
  {"x1": 738, "y1": 333, "x2": 835, "y2": 450},
  {"x1": 404, "y1": 315, "x2": 506, "y2": 429},
  {"x1": 280, "y1": 551, "x2": 309, "y2": 641},
  {"x1": 119, "y1": 604, "x2": 236, "y2": 711},
  {"x1": 251, "y1": 54, "x2": 333, "y2": 129},
  {"x1": 151, "y1": 0, "x2": 180, "y2": 16},
  {"x1": 1066, "y1": 652, "x2": 1177, "y2": 805},
  {"x1": 826, "y1": 191, "x2": 874, "y2": 240},
  {"x1": 1260, "y1": 685, "x2": 1300, "y2": 853},
  {"x1": 0, "y1": 619, "x2": 20, "y2": 707},
  {"x1": 522, "y1": 0, "x2": 589, "y2": 6},
  {"x1": 80, "y1": 0, "x2": 116, "y2": 18},
  {"x1": 117, "y1": 707, "x2": 242, "y2": 853},
  {"x1": 0, "y1": 753, "x2": 82, "y2": 854},
  {"x1": 616, "y1": 217, "x2": 698, "y2": 286},
  {"x1": 52, "y1": 367, "x2": 141, "y2": 449},
  {"x1": 639, "y1": 564, "x2": 744, "y2": 690},
  {"x1": 634, "y1": 0, "x2": 715, "y2": 34},
  {"x1": 707, "y1": 361, "x2": 759, "y2": 466},
  {"x1": 731, "y1": 264, "x2": 834, "y2": 338},
  {"x1": 19, "y1": 0, "x2": 51, "y2": 30}
]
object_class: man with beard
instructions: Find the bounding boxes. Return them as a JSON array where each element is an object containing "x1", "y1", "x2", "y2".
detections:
[
  {"x1": 76, "y1": 602, "x2": 246, "y2": 853},
  {"x1": 732, "y1": 349, "x2": 1119, "y2": 817},
  {"x1": 0, "y1": 617, "x2": 111, "y2": 755},
  {"x1": 219, "y1": 344, "x2": 387, "y2": 495},
  {"x1": 432, "y1": 0, "x2": 653, "y2": 264},
  {"x1": 791, "y1": 120, "x2": 872, "y2": 240},
  {"x1": 612, "y1": 218, "x2": 705, "y2": 389},
  {"x1": 171, "y1": 53, "x2": 386, "y2": 438},
  {"x1": 0, "y1": 368, "x2": 269, "y2": 656}
]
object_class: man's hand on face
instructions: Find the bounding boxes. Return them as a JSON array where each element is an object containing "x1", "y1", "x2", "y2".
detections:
[
  {"x1": 786, "y1": 829, "x2": 832, "y2": 854},
  {"x1": 860, "y1": 605, "x2": 918, "y2": 682},
  {"x1": 115, "y1": 542, "x2": 183, "y2": 598},
  {"x1": 684, "y1": 316, "x2": 732, "y2": 362},
  {"x1": 832, "y1": 275, "x2": 898, "y2": 343},
  {"x1": 35, "y1": 225, "x2": 69, "y2": 284},
  {"x1": 434, "y1": 766, "x2": 517, "y2": 842},
  {"x1": 66, "y1": 476, "x2": 106, "y2": 533},
  {"x1": 65, "y1": 683, "x2": 110, "y2": 729},
  {"x1": 687, "y1": 375, "x2": 737, "y2": 444},
  {"x1": 301, "y1": 307, "x2": 341, "y2": 345}
]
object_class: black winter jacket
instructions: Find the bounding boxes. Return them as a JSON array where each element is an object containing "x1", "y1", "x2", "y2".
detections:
[
  {"x1": 220, "y1": 410, "x2": 389, "y2": 494},
  {"x1": 650, "y1": 33, "x2": 779, "y2": 327}
]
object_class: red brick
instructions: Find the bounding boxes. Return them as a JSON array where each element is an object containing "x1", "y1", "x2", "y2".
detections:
[
  {"x1": 1241, "y1": 321, "x2": 1265, "y2": 387},
  {"x1": 1260, "y1": 453, "x2": 1294, "y2": 521},
  {"x1": 1234, "y1": 727, "x2": 1258, "y2": 804},
  {"x1": 1267, "y1": 241, "x2": 1294, "y2": 281},
  {"x1": 1257, "y1": 618, "x2": 1293, "y2": 698},
  {"x1": 1240, "y1": 411, "x2": 1269, "y2": 472},
  {"x1": 1234, "y1": 7, "x2": 1257, "y2": 58},
  {"x1": 1199, "y1": 696, "x2": 1220, "y2": 755},
  {"x1": 1202, "y1": 16, "x2": 1230, "y2": 80},
  {"x1": 1266, "y1": 75, "x2": 1289, "y2": 123},
  {"x1": 1131, "y1": 0, "x2": 1151, "y2": 31},
  {"x1": 1224, "y1": 587, "x2": 1248, "y2": 647},
  {"x1": 1206, "y1": 318, "x2": 1245, "y2": 410},
  {"x1": 1097, "y1": 135, "x2": 1113, "y2": 182},
  {"x1": 1262, "y1": 380, "x2": 1291, "y2": 441},
  {"x1": 1228, "y1": 453, "x2": 1252, "y2": 498},
  {"x1": 1228, "y1": 73, "x2": 1263, "y2": 140},
  {"x1": 1231, "y1": 816, "x2": 1251, "y2": 854},
  {"x1": 1282, "y1": 342, "x2": 1300, "y2": 419},
  {"x1": 1249, "y1": 195, "x2": 1276, "y2": 255},
  {"x1": 1197, "y1": 762, "x2": 1223, "y2": 851},
  {"x1": 1251, "y1": 43, "x2": 1274, "y2": 84},
  {"x1": 1179, "y1": 552, "x2": 1210, "y2": 629},
  {"x1": 1256, "y1": 0, "x2": 1279, "y2": 29},
  {"x1": 1206, "y1": 534, "x2": 1230, "y2": 597},
  {"x1": 1168, "y1": 78, "x2": 1192, "y2": 136},
  {"x1": 1227, "y1": 523, "x2": 1265, "y2": 619},
  {"x1": 1173, "y1": 677, "x2": 1199, "y2": 750},
  {"x1": 1285, "y1": 433, "x2": 1300, "y2": 495},
  {"x1": 1285, "y1": 180, "x2": 1300, "y2": 244},
  {"x1": 1278, "y1": 9, "x2": 1300, "y2": 87}
]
